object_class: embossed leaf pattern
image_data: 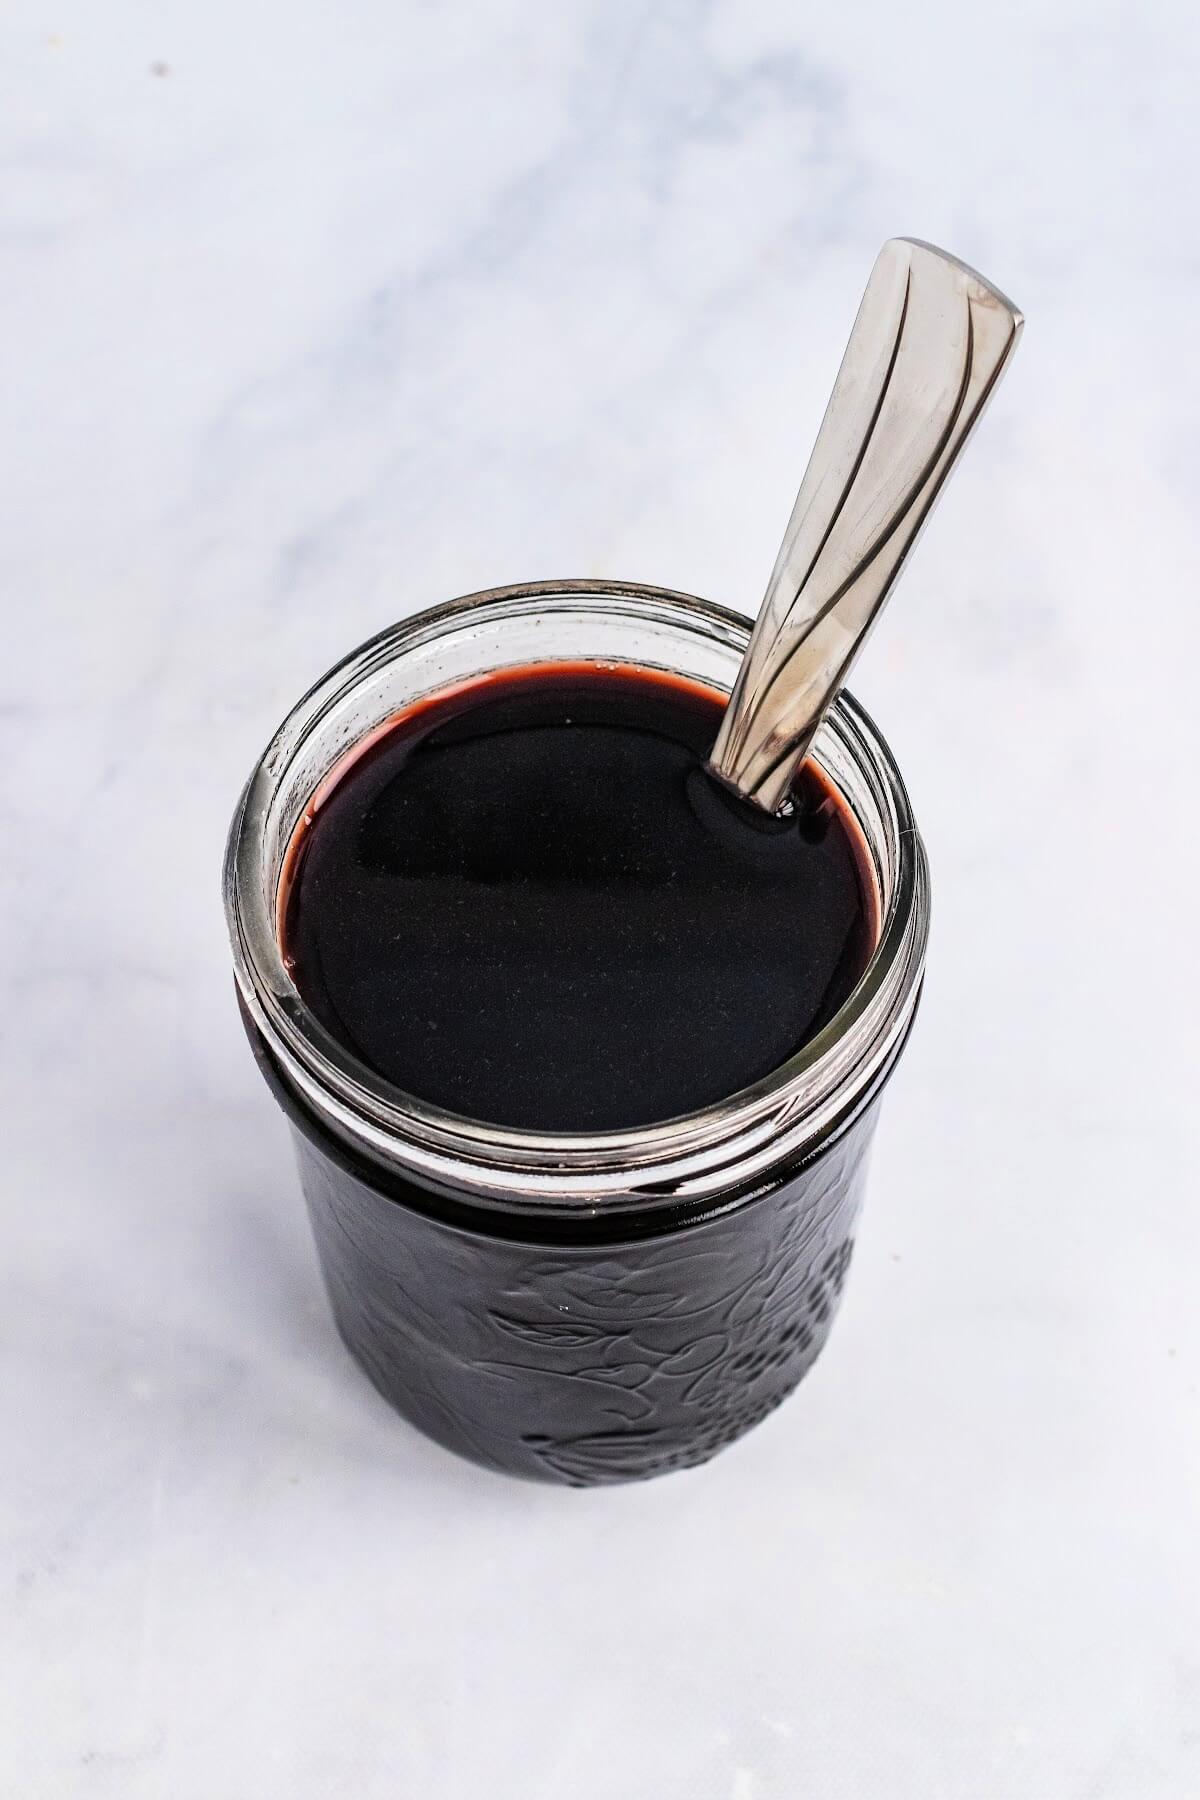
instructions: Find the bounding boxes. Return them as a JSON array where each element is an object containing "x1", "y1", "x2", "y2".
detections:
[
  {"x1": 489, "y1": 1311, "x2": 617, "y2": 1350},
  {"x1": 296, "y1": 1100, "x2": 879, "y2": 1485}
]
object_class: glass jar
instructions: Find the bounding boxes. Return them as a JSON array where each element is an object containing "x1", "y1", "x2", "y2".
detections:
[{"x1": 225, "y1": 581, "x2": 929, "y2": 1484}]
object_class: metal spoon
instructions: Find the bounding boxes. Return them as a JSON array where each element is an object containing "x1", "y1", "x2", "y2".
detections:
[{"x1": 708, "y1": 237, "x2": 1023, "y2": 813}]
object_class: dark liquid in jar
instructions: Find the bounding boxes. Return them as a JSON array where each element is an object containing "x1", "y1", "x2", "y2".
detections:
[{"x1": 280, "y1": 663, "x2": 877, "y2": 1132}]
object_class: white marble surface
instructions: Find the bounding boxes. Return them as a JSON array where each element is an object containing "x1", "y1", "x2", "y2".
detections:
[{"x1": 4, "y1": 2, "x2": 1199, "y2": 1794}]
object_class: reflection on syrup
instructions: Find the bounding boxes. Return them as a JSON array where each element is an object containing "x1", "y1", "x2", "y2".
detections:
[{"x1": 281, "y1": 663, "x2": 877, "y2": 1132}]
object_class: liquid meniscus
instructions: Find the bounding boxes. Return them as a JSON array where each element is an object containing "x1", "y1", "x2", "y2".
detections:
[{"x1": 280, "y1": 662, "x2": 877, "y2": 1132}]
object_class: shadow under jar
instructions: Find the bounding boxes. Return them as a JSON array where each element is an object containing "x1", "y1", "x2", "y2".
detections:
[{"x1": 225, "y1": 582, "x2": 930, "y2": 1485}]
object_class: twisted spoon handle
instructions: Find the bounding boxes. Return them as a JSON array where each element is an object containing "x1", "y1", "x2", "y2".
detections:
[{"x1": 708, "y1": 238, "x2": 1023, "y2": 813}]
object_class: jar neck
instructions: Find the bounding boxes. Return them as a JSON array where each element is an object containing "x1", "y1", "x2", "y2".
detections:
[
  {"x1": 243, "y1": 993, "x2": 915, "y2": 1240},
  {"x1": 225, "y1": 582, "x2": 929, "y2": 1217}
]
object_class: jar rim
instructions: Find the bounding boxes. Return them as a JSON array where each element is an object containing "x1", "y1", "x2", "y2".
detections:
[{"x1": 224, "y1": 580, "x2": 929, "y2": 1213}]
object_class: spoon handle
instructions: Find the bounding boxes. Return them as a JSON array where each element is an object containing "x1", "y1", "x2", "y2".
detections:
[{"x1": 708, "y1": 238, "x2": 1023, "y2": 813}]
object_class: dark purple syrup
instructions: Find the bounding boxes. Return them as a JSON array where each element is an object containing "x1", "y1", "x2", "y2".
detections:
[{"x1": 280, "y1": 663, "x2": 876, "y2": 1132}]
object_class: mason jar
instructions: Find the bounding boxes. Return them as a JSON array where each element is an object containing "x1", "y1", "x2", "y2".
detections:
[{"x1": 224, "y1": 580, "x2": 929, "y2": 1485}]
